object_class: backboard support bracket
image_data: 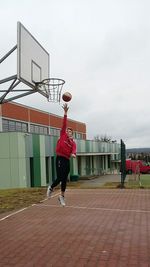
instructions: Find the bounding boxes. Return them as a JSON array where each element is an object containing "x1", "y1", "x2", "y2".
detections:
[
  {"x1": 0, "y1": 47, "x2": 39, "y2": 104},
  {"x1": 0, "y1": 45, "x2": 50, "y2": 103}
]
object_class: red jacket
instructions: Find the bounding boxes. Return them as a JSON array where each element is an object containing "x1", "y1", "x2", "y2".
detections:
[{"x1": 56, "y1": 115, "x2": 76, "y2": 159}]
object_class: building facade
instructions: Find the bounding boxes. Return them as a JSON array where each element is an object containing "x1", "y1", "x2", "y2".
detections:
[{"x1": 0, "y1": 102, "x2": 120, "y2": 189}]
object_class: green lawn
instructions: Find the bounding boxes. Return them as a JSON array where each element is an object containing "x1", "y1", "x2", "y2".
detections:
[
  {"x1": 127, "y1": 174, "x2": 150, "y2": 188},
  {"x1": 140, "y1": 175, "x2": 150, "y2": 185},
  {"x1": 0, "y1": 187, "x2": 47, "y2": 214}
]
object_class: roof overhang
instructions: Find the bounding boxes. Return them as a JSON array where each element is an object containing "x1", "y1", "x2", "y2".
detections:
[{"x1": 76, "y1": 152, "x2": 119, "y2": 156}]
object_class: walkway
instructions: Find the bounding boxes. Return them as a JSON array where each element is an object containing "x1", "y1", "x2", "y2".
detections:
[{"x1": 79, "y1": 174, "x2": 121, "y2": 187}]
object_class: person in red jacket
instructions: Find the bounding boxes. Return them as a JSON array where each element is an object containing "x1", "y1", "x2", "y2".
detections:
[{"x1": 47, "y1": 103, "x2": 76, "y2": 206}]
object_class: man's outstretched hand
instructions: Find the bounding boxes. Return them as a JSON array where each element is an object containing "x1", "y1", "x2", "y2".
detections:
[{"x1": 62, "y1": 103, "x2": 69, "y2": 114}]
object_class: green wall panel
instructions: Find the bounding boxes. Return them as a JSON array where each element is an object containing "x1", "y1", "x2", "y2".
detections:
[
  {"x1": 25, "y1": 157, "x2": 31, "y2": 187},
  {"x1": 18, "y1": 158, "x2": 28, "y2": 188},
  {"x1": 40, "y1": 157, "x2": 46, "y2": 186},
  {"x1": 18, "y1": 133, "x2": 26, "y2": 158},
  {"x1": 0, "y1": 133, "x2": 10, "y2": 158},
  {"x1": 10, "y1": 158, "x2": 19, "y2": 188},
  {"x1": 40, "y1": 136, "x2": 45, "y2": 157},
  {"x1": 32, "y1": 134, "x2": 41, "y2": 187},
  {"x1": 70, "y1": 157, "x2": 78, "y2": 176},
  {"x1": 85, "y1": 140, "x2": 90, "y2": 153},
  {"x1": 45, "y1": 135, "x2": 55, "y2": 156},
  {"x1": 40, "y1": 136, "x2": 46, "y2": 186},
  {"x1": 9, "y1": 133, "x2": 18, "y2": 158},
  {"x1": 25, "y1": 135, "x2": 33, "y2": 157},
  {"x1": 79, "y1": 140, "x2": 83, "y2": 153},
  {"x1": 0, "y1": 159, "x2": 11, "y2": 188},
  {"x1": 81, "y1": 157, "x2": 86, "y2": 176}
]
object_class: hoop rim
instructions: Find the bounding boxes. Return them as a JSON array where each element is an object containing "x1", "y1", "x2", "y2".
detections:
[
  {"x1": 35, "y1": 78, "x2": 65, "y2": 86},
  {"x1": 34, "y1": 77, "x2": 65, "y2": 103}
]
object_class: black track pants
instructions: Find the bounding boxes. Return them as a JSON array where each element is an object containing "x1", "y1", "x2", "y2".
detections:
[{"x1": 51, "y1": 156, "x2": 70, "y2": 192}]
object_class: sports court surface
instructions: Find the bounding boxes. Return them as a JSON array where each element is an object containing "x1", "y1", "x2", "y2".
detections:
[{"x1": 0, "y1": 188, "x2": 150, "y2": 267}]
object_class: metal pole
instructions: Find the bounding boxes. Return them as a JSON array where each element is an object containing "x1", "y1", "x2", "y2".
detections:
[
  {"x1": 0, "y1": 75, "x2": 17, "y2": 84},
  {"x1": 0, "y1": 78, "x2": 18, "y2": 103},
  {"x1": 0, "y1": 45, "x2": 17, "y2": 64},
  {"x1": 2, "y1": 90, "x2": 36, "y2": 103}
]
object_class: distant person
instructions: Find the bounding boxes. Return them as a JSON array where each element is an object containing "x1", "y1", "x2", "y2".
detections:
[
  {"x1": 47, "y1": 103, "x2": 76, "y2": 206},
  {"x1": 135, "y1": 162, "x2": 140, "y2": 182}
]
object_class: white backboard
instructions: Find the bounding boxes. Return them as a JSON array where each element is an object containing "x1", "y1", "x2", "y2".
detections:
[{"x1": 17, "y1": 22, "x2": 49, "y2": 88}]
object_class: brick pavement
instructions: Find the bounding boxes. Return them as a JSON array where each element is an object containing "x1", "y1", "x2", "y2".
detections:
[{"x1": 0, "y1": 189, "x2": 150, "y2": 267}]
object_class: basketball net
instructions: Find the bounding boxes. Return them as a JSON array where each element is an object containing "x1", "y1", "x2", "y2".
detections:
[{"x1": 35, "y1": 78, "x2": 65, "y2": 103}]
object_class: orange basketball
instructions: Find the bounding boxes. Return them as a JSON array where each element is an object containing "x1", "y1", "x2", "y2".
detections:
[{"x1": 62, "y1": 92, "x2": 72, "y2": 102}]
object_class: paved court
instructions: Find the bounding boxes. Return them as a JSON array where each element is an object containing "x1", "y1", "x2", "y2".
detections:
[{"x1": 0, "y1": 188, "x2": 150, "y2": 267}]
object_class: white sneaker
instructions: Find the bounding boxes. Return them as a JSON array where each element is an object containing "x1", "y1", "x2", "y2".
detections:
[
  {"x1": 47, "y1": 186, "x2": 53, "y2": 198},
  {"x1": 58, "y1": 195, "x2": 66, "y2": 206}
]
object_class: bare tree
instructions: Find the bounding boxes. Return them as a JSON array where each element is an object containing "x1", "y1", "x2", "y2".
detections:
[{"x1": 94, "y1": 134, "x2": 116, "y2": 143}]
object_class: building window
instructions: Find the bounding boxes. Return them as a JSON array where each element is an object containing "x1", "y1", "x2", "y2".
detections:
[
  {"x1": 9, "y1": 120, "x2": 16, "y2": 131},
  {"x1": 16, "y1": 122, "x2": 22, "y2": 131},
  {"x1": 22, "y1": 123, "x2": 28, "y2": 132},
  {"x1": 49, "y1": 128, "x2": 83, "y2": 139},
  {"x1": 50, "y1": 127, "x2": 60, "y2": 136},
  {"x1": 43, "y1": 127, "x2": 48, "y2": 135},
  {"x1": 34, "y1": 125, "x2": 39, "y2": 134},
  {"x1": 2, "y1": 119, "x2": 28, "y2": 132},
  {"x1": 30, "y1": 124, "x2": 48, "y2": 135},
  {"x1": 76, "y1": 133, "x2": 83, "y2": 139},
  {"x1": 30, "y1": 125, "x2": 34, "y2": 133},
  {"x1": 2, "y1": 119, "x2": 9, "y2": 131}
]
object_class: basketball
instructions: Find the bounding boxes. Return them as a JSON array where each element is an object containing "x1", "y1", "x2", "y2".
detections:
[{"x1": 62, "y1": 92, "x2": 72, "y2": 102}]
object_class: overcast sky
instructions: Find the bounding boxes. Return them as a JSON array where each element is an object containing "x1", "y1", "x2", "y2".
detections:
[{"x1": 0, "y1": 0, "x2": 150, "y2": 148}]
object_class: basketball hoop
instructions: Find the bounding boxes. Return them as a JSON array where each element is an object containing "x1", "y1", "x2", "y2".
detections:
[{"x1": 35, "y1": 78, "x2": 65, "y2": 103}]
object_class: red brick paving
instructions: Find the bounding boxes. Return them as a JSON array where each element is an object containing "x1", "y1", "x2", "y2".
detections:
[{"x1": 0, "y1": 189, "x2": 150, "y2": 267}]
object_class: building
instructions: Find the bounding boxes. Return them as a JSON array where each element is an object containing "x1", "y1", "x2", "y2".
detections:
[
  {"x1": 0, "y1": 102, "x2": 86, "y2": 139},
  {"x1": 0, "y1": 102, "x2": 120, "y2": 189}
]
